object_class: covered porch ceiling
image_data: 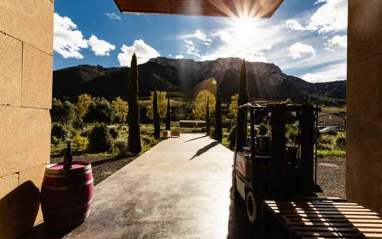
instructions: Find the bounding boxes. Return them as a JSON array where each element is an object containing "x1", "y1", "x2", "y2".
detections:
[{"x1": 114, "y1": 0, "x2": 284, "y2": 18}]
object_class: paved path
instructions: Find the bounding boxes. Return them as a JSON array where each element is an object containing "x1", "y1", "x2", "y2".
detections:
[{"x1": 64, "y1": 133, "x2": 258, "y2": 239}]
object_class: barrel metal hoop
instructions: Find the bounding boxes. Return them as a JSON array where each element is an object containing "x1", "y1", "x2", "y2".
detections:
[
  {"x1": 43, "y1": 198, "x2": 93, "y2": 214},
  {"x1": 44, "y1": 168, "x2": 92, "y2": 178},
  {"x1": 47, "y1": 211, "x2": 91, "y2": 229},
  {"x1": 42, "y1": 178, "x2": 94, "y2": 191},
  {"x1": 45, "y1": 161, "x2": 91, "y2": 175}
]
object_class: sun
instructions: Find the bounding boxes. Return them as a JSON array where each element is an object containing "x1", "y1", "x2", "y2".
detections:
[{"x1": 231, "y1": 17, "x2": 257, "y2": 36}]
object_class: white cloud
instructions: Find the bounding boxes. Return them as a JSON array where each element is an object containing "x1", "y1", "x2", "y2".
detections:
[
  {"x1": 54, "y1": 13, "x2": 88, "y2": 59},
  {"x1": 185, "y1": 43, "x2": 201, "y2": 58},
  {"x1": 285, "y1": 19, "x2": 305, "y2": 31},
  {"x1": 285, "y1": 0, "x2": 347, "y2": 34},
  {"x1": 199, "y1": 20, "x2": 285, "y2": 62},
  {"x1": 288, "y1": 42, "x2": 316, "y2": 60},
  {"x1": 179, "y1": 29, "x2": 212, "y2": 44},
  {"x1": 88, "y1": 35, "x2": 116, "y2": 56},
  {"x1": 117, "y1": 39, "x2": 160, "y2": 67},
  {"x1": 301, "y1": 62, "x2": 346, "y2": 83},
  {"x1": 326, "y1": 35, "x2": 347, "y2": 48},
  {"x1": 105, "y1": 13, "x2": 122, "y2": 20},
  {"x1": 175, "y1": 55, "x2": 184, "y2": 59},
  {"x1": 185, "y1": 40, "x2": 194, "y2": 46},
  {"x1": 307, "y1": 0, "x2": 347, "y2": 33},
  {"x1": 314, "y1": 0, "x2": 326, "y2": 5}
]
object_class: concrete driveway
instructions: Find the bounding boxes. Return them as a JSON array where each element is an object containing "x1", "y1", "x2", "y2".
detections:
[{"x1": 64, "y1": 133, "x2": 258, "y2": 239}]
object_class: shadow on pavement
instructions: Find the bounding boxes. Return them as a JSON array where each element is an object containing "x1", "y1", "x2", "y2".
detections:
[
  {"x1": 183, "y1": 135, "x2": 208, "y2": 143},
  {"x1": 189, "y1": 141, "x2": 219, "y2": 160}
]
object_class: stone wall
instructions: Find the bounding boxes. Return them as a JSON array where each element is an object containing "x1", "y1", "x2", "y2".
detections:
[
  {"x1": 347, "y1": 0, "x2": 382, "y2": 215},
  {"x1": 0, "y1": 0, "x2": 53, "y2": 238}
]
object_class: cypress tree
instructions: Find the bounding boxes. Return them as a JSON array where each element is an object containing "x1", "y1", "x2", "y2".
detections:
[
  {"x1": 127, "y1": 54, "x2": 142, "y2": 155},
  {"x1": 236, "y1": 59, "x2": 249, "y2": 151},
  {"x1": 214, "y1": 86, "x2": 223, "y2": 143},
  {"x1": 153, "y1": 89, "x2": 160, "y2": 139},
  {"x1": 206, "y1": 98, "x2": 210, "y2": 135},
  {"x1": 166, "y1": 98, "x2": 171, "y2": 130}
]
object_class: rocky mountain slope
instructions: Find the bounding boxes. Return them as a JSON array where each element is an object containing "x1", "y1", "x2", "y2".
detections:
[{"x1": 53, "y1": 57, "x2": 346, "y2": 104}]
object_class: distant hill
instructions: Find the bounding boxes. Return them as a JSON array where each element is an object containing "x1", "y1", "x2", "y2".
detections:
[{"x1": 53, "y1": 57, "x2": 346, "y2": 105}]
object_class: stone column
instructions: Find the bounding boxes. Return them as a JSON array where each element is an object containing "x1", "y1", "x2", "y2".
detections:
[
  {"x1": 0, "y1": 0, "x2": 54, "y2": 238},
  {"x1": 347, "y1": 0, "x2": 382, "y2": 214}
]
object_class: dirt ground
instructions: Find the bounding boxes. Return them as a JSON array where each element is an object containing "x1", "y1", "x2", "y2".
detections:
[
  {"x1": 317, "y1": 156, "x2": 346, "y2": 199},
  {"x1": 51, "y1": 155, "x2": 137, "y2": 185}
]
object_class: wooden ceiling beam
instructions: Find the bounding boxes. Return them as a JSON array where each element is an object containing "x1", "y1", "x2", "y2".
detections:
[{"x1": 114, "y1": 0, "x2": 283, "y2": 18}]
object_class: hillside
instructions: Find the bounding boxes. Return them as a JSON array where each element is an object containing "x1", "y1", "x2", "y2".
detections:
[{"x1": 53, "y1": 57, "x2": 346, "y2": 104}]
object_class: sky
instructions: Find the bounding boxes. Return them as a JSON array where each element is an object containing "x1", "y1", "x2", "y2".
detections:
[{"x1": 53, "y1": 0, "x2": 347, "y2": 83}]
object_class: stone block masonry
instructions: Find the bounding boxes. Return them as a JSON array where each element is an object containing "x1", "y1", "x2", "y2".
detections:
[{"x1": 0, "y1": 0, "x2": 54, "y2": 238}]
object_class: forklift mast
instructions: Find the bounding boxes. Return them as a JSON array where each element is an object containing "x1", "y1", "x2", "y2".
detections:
[{"x1": 239, "y1": 103, "x2": 317, "y2": 198}]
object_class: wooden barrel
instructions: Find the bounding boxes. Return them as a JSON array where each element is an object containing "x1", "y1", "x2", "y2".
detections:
[{"x1": 41, "y1": 161, "x2": 94, "y2": 229}]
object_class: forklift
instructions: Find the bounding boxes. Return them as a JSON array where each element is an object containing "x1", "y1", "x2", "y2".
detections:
[{"x1": 233, "y1": 103, "x2": 320, "y2": 224}]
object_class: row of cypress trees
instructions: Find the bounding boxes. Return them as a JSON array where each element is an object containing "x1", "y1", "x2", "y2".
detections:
[
  {"x1": 127, "y1": 54, "x2": 172, "y2": 155},
  {"x1": 129, "y1": 53, "x2": 247, "y2": 154},
  {"x1": 152, "y1": 90, "x2": 172, "y2": 139},
  {"x1": 204, "y1": 59, "x2": 247, "y2": 145},
  {"x1": 204, "y1": 82, "x2": 223, "y2": 143}
]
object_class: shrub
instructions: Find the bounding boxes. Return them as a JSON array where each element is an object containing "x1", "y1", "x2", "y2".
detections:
[
  {"x1": 258, "y1": 123, "x2": 268, "y2": 136},
  {"x1": 80, "y1": 128, "x2": 92, "y2": 137},
  {"x1": 51, "y1": 136, "x2": 61, "y2": 146},
  {"x1": 227, "y1": 125, "x2": 237, "y2": 149},
  {"x1": 335, "y1": 133, "x2": 346, "y2": 150},
  {"x1": 209, "y1": 127, "x2": 215, "y2": 137},
  {"x1": 88, "y1": 124, "x2": 113, "y2": 152},
  {"x1": 109, "y1": 128, "x2": 119, "y2": 140},
  {"x1": 324, "y1": 129, "x2": 338, "y2": 136},
  {"x1": 142, "y1": 135, "x2": 157, "y2": 147},
  {"x1": 317, "y1": 135, "x2": 333, "y2": 150},
  {"x1": 51, "y1": 124, "x2": 69, "y2": 141},
  {"x1": 72, "y1": 134, "x2": 89, "y2": 152},
  {"x1": 114, "y1": 140, "x2": 127, "y2": 156},
  {"x1": 286, "y1": 125, "x2": 298, "y2": 144}
]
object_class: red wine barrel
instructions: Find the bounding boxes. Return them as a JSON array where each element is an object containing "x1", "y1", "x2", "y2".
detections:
[{"x1": 41, "y1": 161, "x2": 94, "y2": 229}]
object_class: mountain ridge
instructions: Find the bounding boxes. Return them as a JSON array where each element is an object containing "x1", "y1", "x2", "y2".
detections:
[{"x1": 53, "y1": 57, "x2": 346, "y2": 105}]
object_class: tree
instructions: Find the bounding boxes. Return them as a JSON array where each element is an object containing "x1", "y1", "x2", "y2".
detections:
[
  {"x1": 228, "y1": 94, "x2": 239, "y2": 118},
  {"x1": 112, "y1": 97, "x2": 128, "y2": 124},
  {"x1": 214, "y1": 86, "x2": 223, "y2": 143},
  {"x1": 166, "y1": 98, "x2": 171, "y2": 130},
  {"x1": 206, "y1": 99, "x2": 210, "y2": 135},
  {"x1": 62, "y1": 101, "x2": 76, "y2": 125},
  {"x1": 193, "y1": 90, "x2": 216, "y2": 119},
  {"x1": 77, "y1": 94, "x2": 92, "y2": 124},
  {"x1": 146, "y1": 91, "x2": 167, "y2": 120},
  {"x1": 236, "y1": 59, "x2": 249, "y2": 151},
  {"x1": 50, "y1": 99, "x2": 76, "y2": 125},
  {"x1": 85, "y1": 98, "x2": 114, "y2": 125},
  {"x1": 127, "y1": 54, "x2": 142, "y2": 155},
  {"x1": 153, "y1": 90, "x2": 160, "y2": 139}
]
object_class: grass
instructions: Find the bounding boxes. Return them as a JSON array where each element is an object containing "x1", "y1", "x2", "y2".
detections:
[
  {"x1": 317, "y1": 150, "x2": 346, "y2": 157},
  {"x1": 171, "y1": 126, "x2": 205, "y2": 133},
  {"x1": 321, "y1": 106, "x2": 346, "y2": 113}
]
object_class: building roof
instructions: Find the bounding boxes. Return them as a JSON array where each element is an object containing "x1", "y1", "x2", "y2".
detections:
[{"x1": 113, "y1": 0, "x2": 284, "y2": 18}]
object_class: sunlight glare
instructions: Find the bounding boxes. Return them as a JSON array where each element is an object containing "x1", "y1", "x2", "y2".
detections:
[{"x1": 231, "y1": 17, "x2": 258, "y2": 37}]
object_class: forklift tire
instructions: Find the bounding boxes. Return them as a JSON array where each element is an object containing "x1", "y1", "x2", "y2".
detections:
[{"x1": 245, "y1": 190, "x2": 257, "y2": 224}]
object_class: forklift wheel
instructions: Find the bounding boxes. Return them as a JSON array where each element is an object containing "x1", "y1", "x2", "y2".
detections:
[{"x1": 245, "y1": 190, "x2": 257, "y2": 224}]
